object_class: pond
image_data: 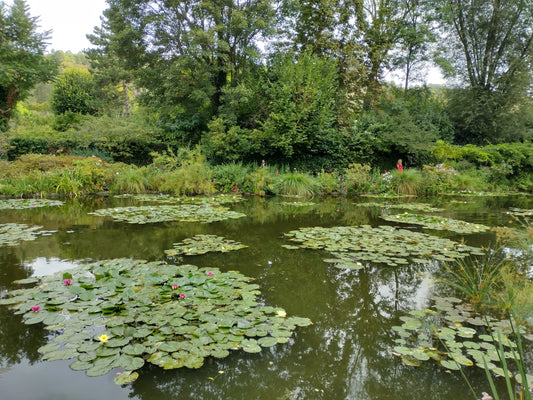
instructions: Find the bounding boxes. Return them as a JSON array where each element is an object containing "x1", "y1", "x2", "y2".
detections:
[{"x1": 0, "y1": 194, "x2": 531, "y2": 400}]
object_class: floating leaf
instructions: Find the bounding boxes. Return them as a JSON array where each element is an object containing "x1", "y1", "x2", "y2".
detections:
[
  {"x1": 0, "y1": 258, "x2": 311, "y2": 385},
  {"x1": 284, "y1": 225, "x2": 482, "y2": 267},
  {"x1": 0, "y1": 223, "x2": 50, "y2": 246},
  {"x1": 380, "y1": 213, "x2": 490, "y2": 234},
  {"x1": 90, "y1": 204, "x2": 246, "y2": 224},
  {"x1": 114, "y1": 371, "x2": 139, "y2": 385}
]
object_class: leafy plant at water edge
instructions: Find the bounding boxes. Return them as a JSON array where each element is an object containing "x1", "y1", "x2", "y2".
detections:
[
  {"x1": 89, "y1": 204, "x2": 246, "y2": 224},
  {"x1": 284, "y1": 225, "x2": 484, "y2": 268},
  {"x1": 0, "y1": 259, "x2": 312, "y2": 384},
  {"x1": 165, "y1": 235, "x2": 248, "y2": 256},
  {"x1": 391, "y1": 297, "x2": 533, "y2": 397},
  {"x1": 438, "y1": 252, "x2": 508, "y2": 309},
  {"x1": 381, "y1": 213, "x2": 490, "y2": 234}
]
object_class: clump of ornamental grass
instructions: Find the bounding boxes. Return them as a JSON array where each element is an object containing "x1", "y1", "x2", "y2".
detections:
[
  {"x1": 273, "y1": 171, "x2": 318, "y2": 197},
  {"x1": 390, "y1": 168, "x2": 424, "y2": 195},
  {"x1": 108, "y1": 166, "x2": 148, "y2": 194}
]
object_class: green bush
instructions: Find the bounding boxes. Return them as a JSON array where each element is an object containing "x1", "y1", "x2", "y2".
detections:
[
  {"x1": 50, "y1": 68, "x2": 98, "y2": 116},
  {"x1": 210, "y1": 162, "x2": 251, "y2": 193}
]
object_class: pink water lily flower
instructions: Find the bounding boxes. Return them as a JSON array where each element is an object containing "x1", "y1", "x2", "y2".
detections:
[
  {"x1": 206, "y1": 271, "x2": 213, "y2": 276},
  {"x1": 63, "y1": 279, "x2": 72, "y2": 285},
  {"x1": 31, "y1": 305, "x2": 40, "y2": 312},
  {"x1": 172, "y1": 284, "x2": 179, "y2": 290},
  {"x1": 179, "y1": 293, "x2": 186, "y2": 299}
]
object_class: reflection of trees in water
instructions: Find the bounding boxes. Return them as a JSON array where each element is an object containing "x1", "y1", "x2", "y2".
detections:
[
  {"x1": 0, "y1": 305, "x2": 47, "y2": 369},
  {"x1": 0, "y1": 249, "x2": 31, "y2": 290},
  {"x1": 124, "y1": 260, "x2": 486, "y2": 400}
]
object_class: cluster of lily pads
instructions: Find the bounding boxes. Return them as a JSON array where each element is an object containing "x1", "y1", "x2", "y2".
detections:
[
  {"x1": 0, "y1": 259, "x2": 311, "y2": 385},
  {"x1": 0, "y1": 198, "x2": 63, "y2": 210},
  {"x1": 114, "y1": 194, "x2": 244, "y2": 205},
  {"x1": 165, "y1": 235, "x2": 248, "y2": 256},
  {"x1": 356, "y1": 202, "x2": 443, "y2": 212},
  {"x1": 391, "y1": 296, "x2": 533, "y2": 386},
  {"x1": 89, "y1": 204, "x2": 246, "y2": 224},
  {"x1": 279, "y1": 201, "x2": 316, "y2": 207},
  {"x1": 283, "y1": 225, "x2": 484, "y2": 268},
  {"x1": 0, "y1": 223, "x2": 54, "y2": 246},
  {"x1": 508, "y1": 208, "x2": 532, "y2": 217},
  {"x1": 380, "y1": 213, "x2": 490, "y2": 234}
]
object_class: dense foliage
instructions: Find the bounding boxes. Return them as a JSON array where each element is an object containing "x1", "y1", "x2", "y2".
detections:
[
  {"x1": 2, "y1": 0, "x2": 532, "y2": 175},
  {"x1": 0, "y1": 0, "x2": 56, "y2": 131}
]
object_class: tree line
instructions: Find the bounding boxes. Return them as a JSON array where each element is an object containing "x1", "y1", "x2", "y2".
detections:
[{"x1": 1, "y1": 0, "x2": 532, "y2": 170}]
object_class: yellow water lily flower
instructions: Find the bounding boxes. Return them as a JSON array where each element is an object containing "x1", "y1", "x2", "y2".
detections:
[
  {"x1": 277, "y1": 310, "x2": 287, "y2": 318},
  {"x1": 98, "y1": 334, "x2": 109, "y2": 343}
]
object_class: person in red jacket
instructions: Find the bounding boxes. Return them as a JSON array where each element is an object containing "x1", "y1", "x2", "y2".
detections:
[{"x1": 396, "y1": 159, "x2": 403, "y2": 173}]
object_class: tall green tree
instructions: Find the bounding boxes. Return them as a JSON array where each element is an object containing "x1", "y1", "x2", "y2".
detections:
[
  {"x1": 86, "y1": 5, "x2": 140, "y2": 117},
  {"x1": 435, "y1": 0, "x2": 533, "y2": 143},
  {"x1": 95, "y1": 0, "x2": 275, "y2": 143},
  {"x1": 0, "y1": 0, "x2": 56, "y2": 131}
]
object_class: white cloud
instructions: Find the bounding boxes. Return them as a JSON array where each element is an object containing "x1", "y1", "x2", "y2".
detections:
[{"x1": 7, "y1": 0, "x2": 107, "y2": 53}]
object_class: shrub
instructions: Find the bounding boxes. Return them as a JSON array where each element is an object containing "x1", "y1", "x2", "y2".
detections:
[
  {"x1": 50, "y1": 68, "x2": 98, "y2": 115},
  {"x1": 210, "y1": 162, "x2": 251, "y2": 193},
  {"x1": 315, "y1": 170, "x2": 344, "y2": 195}
]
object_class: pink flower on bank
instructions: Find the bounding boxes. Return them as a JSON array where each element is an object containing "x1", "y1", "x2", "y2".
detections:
[
  {"x1": 179, "y1": 293, "x2": 186, "y2": 299},
  {"x1": 172, "y1": 284, "x2": 179, "y2": 290},
  {"x1": 31, "y1": 305, "x2": 40, "y2": 312},
  {"x1": 63, "y1": 279, "x2": 72, "y2": 285},
  {"x1": 207, "y1": 271, "x2": 213, "y2": 276}
]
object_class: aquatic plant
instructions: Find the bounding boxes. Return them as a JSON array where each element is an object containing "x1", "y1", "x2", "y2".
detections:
[
  {"x1": 89, "y1": 204, "x2": 246, "y2": 224},
  {"x1": 380, "y1": 213, "x2": 490, "y2": 234},
  {"x1": 284, "y1": 225, "x2": 484, "y2": 267},
  {"x1": 0, "y1": 223, "x2": 53, "y2": 246},
  {"x1": 391, "y1": 297, "x2": 533, "y2": 396},
  {"x1": 356, "y1": 202, "x2": 443, "y2": 212},
  {"x1": 165, "y1": 234, "x2": 248, "y2": 256},
  {"x1": 0, "y1": 198, "x2": 63, "y2": 209},
  {"x1": 0, "y1": 259, "x2": 312, "y2": 385}
]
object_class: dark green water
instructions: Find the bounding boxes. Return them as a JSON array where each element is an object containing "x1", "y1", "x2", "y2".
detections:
[{"x1": 0, "y1": 194, "x2": 531, "y2": 400}]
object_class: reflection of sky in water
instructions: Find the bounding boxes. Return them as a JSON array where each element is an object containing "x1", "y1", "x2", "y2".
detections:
[{"x1": 25, "y1": 257, "x2": 80, "y2": 277}]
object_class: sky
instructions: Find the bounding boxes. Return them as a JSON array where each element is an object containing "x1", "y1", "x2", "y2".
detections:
[{"x1": 15, "y1": 0, "x2": 108, "y2": 53}]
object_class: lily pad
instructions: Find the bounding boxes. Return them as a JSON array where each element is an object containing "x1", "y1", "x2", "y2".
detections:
[
  {"x1": 0, "y1": 259, "x2": 311, "y2": 384},
  {"x1": 356, "y1": 202, "x2": 443, "y2": 212},
  {"x1": 165, "y1": 235, "x2": 247, "y2": 256},
  {"x1": 284, "y1": 225, "x2": 483, "y2": 267},
  {"x1": 380, "y1": 213, "x2": 490, "y2": 234},
  {"x1": 89, "y1": 204, "x2": 246, "y2": 224},
  {"x1": 0, "y1": 223, "x2": 50, "y2": 246},
  {"x1": 0, "y1": 198, "x2": 63, "y2": 210}
]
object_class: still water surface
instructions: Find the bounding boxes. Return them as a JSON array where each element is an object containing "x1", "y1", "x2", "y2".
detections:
[{"x1": 0, "y1": 194, "x2": 531, "y2": 400}]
